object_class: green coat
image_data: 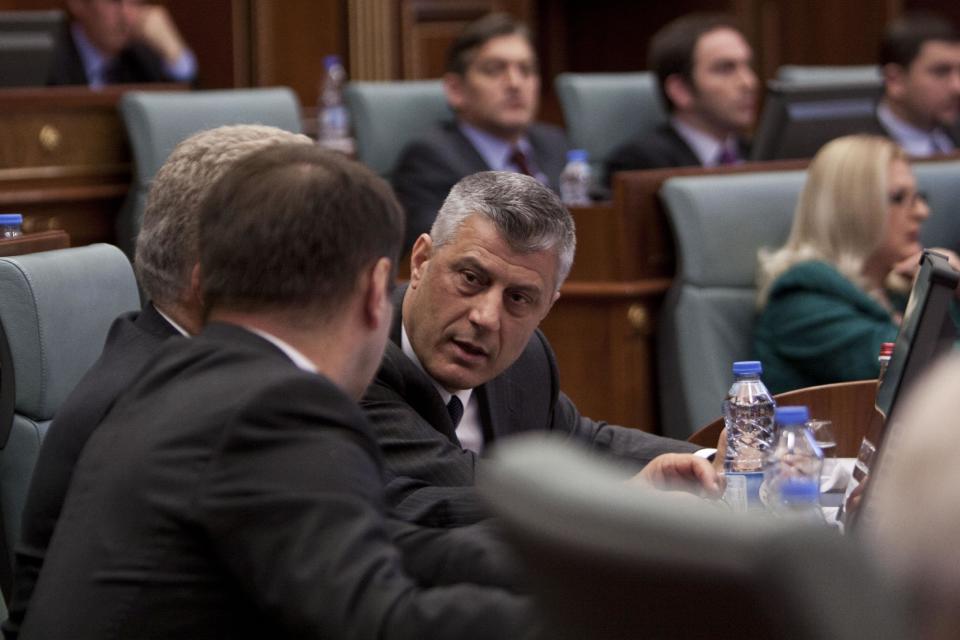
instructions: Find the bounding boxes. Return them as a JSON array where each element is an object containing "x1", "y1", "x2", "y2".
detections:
[{"x1": 752, "y1": 261, "x2": 901, "y2": 394}]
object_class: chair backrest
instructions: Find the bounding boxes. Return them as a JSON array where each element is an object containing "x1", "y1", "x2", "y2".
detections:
[
  {"x1": 776, "y1": 65, "x2": 882, "y2": 85},
  {"x1": 479, "y1": 434, "x2": 908, "y2": 640},
  {"x1": 915, "y1": 159, "x2": 960, "y2": 254},
  {"x1": 657, "y1": 170, "x2": 807, "y2": 438},
  {"x1": 118, "y1": 87, "x2": 303, "y2": 255},
  {"x1": 344, "y1": 80, "x2": 451, "y2": 180},
  {"x1": 555, "y1": 72, "x2": 667, "y2": 176},
  {"x1": 0, "y1": 244, "x2": 139, "y2": 572}
]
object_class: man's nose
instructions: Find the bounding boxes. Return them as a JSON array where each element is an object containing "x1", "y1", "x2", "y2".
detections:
[{"x1": 468, "y1": 290, "x2": 502, "y2": 331}]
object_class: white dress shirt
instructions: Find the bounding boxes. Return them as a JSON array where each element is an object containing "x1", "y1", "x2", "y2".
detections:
[
  {"x1": 671, "y1": 117, "x2": 742, "y2": 167},
  {"x1": 877, "y1": 102, "x2": 956, "y2": 157}
]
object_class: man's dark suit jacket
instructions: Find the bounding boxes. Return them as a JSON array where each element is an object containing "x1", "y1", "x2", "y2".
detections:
[
  {"x1": 392, "y1": 120, "x2": 569, "y2": 252},
  {"x1": 361, "y1": 289, "x2": 699, "y2": 527},
  {"x1": 604, "y1": 122, "x2": 750, "y2": 185},
  {"x1": 20, "y1": 323, "x2": 531, "y2": 640},
  {"x1": 47, "y1": 25, "x2": 172, "y2": 86},
  {"x1": 5, "y1": 303, "x2": 178, "y2": 640}
]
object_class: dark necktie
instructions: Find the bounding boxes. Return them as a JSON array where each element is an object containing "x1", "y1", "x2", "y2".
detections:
[
  {"x1": 717, "y1": 145, "x2": 738, "y2": 165},
  {"x1": 446, "y1": 396, "x2": 464, "y2": 429},
  {"x1": 509, "y1": 147, "x2": 534, "y2": 177}
]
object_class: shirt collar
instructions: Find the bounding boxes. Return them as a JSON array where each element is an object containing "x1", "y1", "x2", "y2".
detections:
[
  {"x1": 154, "y1": 306, "x2": 190, "y2": 337},
  {"x1": 400, "y1": 321, "x2": 473, "y2": 408},
  {"x1": 458, "y1": 121, "x2": 540, "y2": 173},
  {"x1": 671, "y1": 117, "x2": 738, "y2": 167},
  {"x1": 71, "y1": 22, "x2": 112, "y2": 88},
  {"x1": 248, "y1": 328, "x2": 318, "y2": 374},
  {"x1": 877, "y1": 101, "x2": 955, "y2": 157}
]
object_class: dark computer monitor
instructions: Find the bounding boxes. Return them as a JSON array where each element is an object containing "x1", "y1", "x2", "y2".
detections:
[
  {"x1": 854, "y1": 251, "x2": 959, "y2": 528},
  {"x1": 750, "y1": 80, "x2": 885, "y2": 161},
  {"x1": 0, "y1": 10, "x2": 65, "y2": 87}
]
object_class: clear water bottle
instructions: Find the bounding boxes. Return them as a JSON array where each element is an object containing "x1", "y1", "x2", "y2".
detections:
[
  {"x1": 0, "y1": 213, "x2": 23, "y2": 238},
  {"x1": 317, "y1": 54, "x2": 351, "y2": 152},
  {"x1": 764, "y1": 405, "x2": 824, "y2": 522},
  {"x1": 723, "y1": 361, "x2": 776, "y2": 472},
  {"x1": 559, "y1": 149, "x2": 591, "y2": 206}
]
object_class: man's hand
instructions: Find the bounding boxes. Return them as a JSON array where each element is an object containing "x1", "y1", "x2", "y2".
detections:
[
  {"x1": 630, "y1": 453, "x2": 724, "y2": 499},
  {"x1": 130, "y1": 4, "x2": 188, "y2": 65}
]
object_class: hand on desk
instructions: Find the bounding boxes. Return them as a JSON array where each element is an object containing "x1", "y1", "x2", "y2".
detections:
[{"x1": 629, "y1": 453, "x2": 724, "y2": 499}]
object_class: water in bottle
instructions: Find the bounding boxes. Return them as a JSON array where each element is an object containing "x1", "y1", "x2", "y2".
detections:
[
  {"x1": 559, "y1": 149, "x2": 591, "y2": 206},
  {"x1": 317, "y1": 54, "x2": 351, "y2": 152},
  {"x1": 764, "y1": 405, "x2": 825, "y2": 522},
  {"x1": 723, "y1": 361, "x2": 776, "y2": 472},
  {"x1": 721, "y1": 360, "x2": 776, "y2": 511},
  {"x1": 0, "y1": 213, "x2": 23, "y2": 239}
]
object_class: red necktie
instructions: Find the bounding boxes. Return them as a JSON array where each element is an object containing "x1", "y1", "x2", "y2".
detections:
[{"x1": 509, "y1": 147, "x2": 534, "y2": 177}]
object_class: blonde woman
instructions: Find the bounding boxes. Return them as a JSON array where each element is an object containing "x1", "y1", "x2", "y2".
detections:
[{"x1": 753, "y1": 134, "x2": 939, "y2": 393}]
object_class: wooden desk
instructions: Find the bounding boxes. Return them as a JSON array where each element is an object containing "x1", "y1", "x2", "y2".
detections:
[
  {"x1": 0, "y1": 84, "x2": 185, "y2": 247},
  {"x1": 0, "y1": 229, "x2": 70, "y2": 257}
]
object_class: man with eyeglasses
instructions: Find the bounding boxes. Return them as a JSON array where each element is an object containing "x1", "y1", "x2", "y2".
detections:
[{"x1": 392, "y1": 13, "x2": 569, "y2": 254}]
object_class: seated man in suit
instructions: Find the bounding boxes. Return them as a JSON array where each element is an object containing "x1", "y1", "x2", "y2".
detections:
[
  {"x1": 20, "y1": 145, "x2": 533, "y2": 639},
  {"x1": 4, "y1": 125, "x2": 313, "y2": 639},
  {"x1": 605, "y1": 13, "x2": 757, "y2": 183},
  {"x1": 392, "y1": 12, "x2": 568, "y2": 253},
  {"x1": 362, "y1": 171, "x2": 721, "y2": 528},
  {"x1": 877, "y1": 12, "x2": 960, "y2": 156},
  {"x1": 49, "y1": 0, "x2": 197, "y2": 86}
]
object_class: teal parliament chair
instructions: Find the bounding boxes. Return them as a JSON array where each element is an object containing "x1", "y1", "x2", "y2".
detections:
[
  {"x1": 0, "y1": 245, "x2": 140, "y2": 591},
  {"x1": 554, "y1": 72, "x2": 667, "y2": 178},
  {"x1": 118, "y1": 87, "x2": 303, "y2": 256},
  {"x1": 656, "y1": 170, "x2": 807, "y2": 438},
  {"x1": 345, "y1": 80, "x2": 451, "y2": 180},
  {"x1": 915, "y1": 159, "x2": 960, "y2": 255},
  {"x1": 480, "y1": 434, "x2": 908, "y2": 640}
]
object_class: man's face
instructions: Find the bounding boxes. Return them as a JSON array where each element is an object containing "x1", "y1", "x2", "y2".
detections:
[
  {"x1": 444, "y1": 33, "x2": 540, "y2": 140},
  {"x1": 680, "y1": 27, "x2": 758, "y2": 135},
  {"x1": 69, "y1": 0, "x2": 143, "y2": 55},
  {"x1": 886, "y1": 40, "x2": 960, "y2": 129},
  {"x1": 403, "y1": 215, "x2": 559, "y2": 391}
]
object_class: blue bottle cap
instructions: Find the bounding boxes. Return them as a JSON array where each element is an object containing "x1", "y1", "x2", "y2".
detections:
[
  {"x1": 779, "y1": 479, "x2": 819, "y2": 502},
  {"x1": 0, "y1": 213, "x2": 23, "y2": 225},
  {"x1": 732, "y1": 360, "x2": 762, "y2": 375},
  {"x1": 775, "y1": 405, "x2": 809, "y2": 425},
  {"x1": 323, "y1": 54, "x2": 342, "y2": 69},
  {"x1": 566, "y1": 149, "x2": 588, "y2": 162}
]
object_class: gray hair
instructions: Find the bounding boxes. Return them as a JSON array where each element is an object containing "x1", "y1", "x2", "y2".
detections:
[
  {"x1": 430, "y1": 171, "x2": 576, "y2": 289},
  {"x1": 135, "y1": 124, "x2": 313, "y2": 306}
]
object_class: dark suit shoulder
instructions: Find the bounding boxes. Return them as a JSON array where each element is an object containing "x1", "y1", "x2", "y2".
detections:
[{"x1": 605, "y1": 123, "x2": 701, "y2": 183}]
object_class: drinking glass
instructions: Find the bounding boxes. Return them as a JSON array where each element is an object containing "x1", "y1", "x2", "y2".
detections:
[{"x1": 808, "y1": 419, "x2": 837, "y2": 481}]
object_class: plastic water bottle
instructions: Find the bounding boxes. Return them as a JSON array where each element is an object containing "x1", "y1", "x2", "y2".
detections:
[
  {"x1": 559, "y1": 149, "x2": 591, "y2": 206},
  {"x1": 0, "y1": 213, "x2": 23, "y2": 238},
  {"x1": 723, "y1": 361, "x2": 776, "y2": 472},
  {"x1": 317, "y1": 54, "x2": 351, "y2": 152},
  {"x1": 764, "y1": 405, "x2": 825, "y2": 522}
]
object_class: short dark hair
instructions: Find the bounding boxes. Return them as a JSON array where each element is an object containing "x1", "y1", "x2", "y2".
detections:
[
  {"x1": 198, "y1": 144, "x2": 404, "y2": 322},
  {"x1": 445, "y1": 12, "x2": 533, "y2": 75},
  {"x1": 648, "y1": 13, "x2": 742, "y2": 112},
  {"x1": 880, "y1": 11, "x2": 959, "y2": 69}
]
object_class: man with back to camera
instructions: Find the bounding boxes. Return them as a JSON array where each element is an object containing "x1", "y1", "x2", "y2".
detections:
[
  {"x1": 604, "y1": 13, "x2": 758, "y2": 184},
  {"x1": 19, "y1": 145, "x2": 535, "y2": 640},
  {"x1": 49, "y1": 0, "x2": 197, "y2": 86},
  {"x1": 3, "y1": 125, "x2": 314, "y2": 639},
  {"x1": 362, "y1": 171, "x2": 722, "y2": 528},
  {"x1": 392, "y1": 12, "x2": 569, "y2": 253},
  {"x1": 877, "y1": 12, "x2": 960, "y2": 156}
]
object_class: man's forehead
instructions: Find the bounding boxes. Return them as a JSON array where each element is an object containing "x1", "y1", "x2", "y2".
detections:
[
  {"x1": 470, "y1": 34, "x2": 536, "y2": 63},
  {"x1": 913, "y1": 40, "x2": 960, "y2": 65},
  {"x1": 440, "y1": 217, "x2": 559, "y2": 288},
  {"x1": 694, "y1": 27, "x2": 751, "y2": 63}
]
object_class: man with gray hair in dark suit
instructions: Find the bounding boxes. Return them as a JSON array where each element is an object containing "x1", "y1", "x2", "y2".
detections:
[{"x1": 363, "y1": 171, "x2": 722, "y2": 528}]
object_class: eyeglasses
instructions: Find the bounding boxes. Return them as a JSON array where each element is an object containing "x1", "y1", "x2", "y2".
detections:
[{"x1": 888, "y1": 190, "x2": 928, "y2": 207}]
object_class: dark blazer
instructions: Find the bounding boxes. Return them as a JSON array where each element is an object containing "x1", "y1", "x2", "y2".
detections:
[
  {"x1": 604, "y1": 122, "x2": 751, "y2": 185},
  {"x1": 5, "y1": 303, "x2": 178, "y2": 640},
  {"x1": 361, "y1": 288, "x2": 699, "y2": 527},
  {"x1": 20, "y1": 323, "x2": 531, "y2": 640},
  {"x1": 392, "y1": 120, "x2": 569, "y2": 252},
  {"x1": 47, "y1": 25, "x2": 171, "y2": 86}
]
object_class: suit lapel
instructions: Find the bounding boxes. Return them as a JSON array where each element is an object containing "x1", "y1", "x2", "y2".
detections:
[{"x1": 446, "y1": 121, "x2": 497, "y2": 173}]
